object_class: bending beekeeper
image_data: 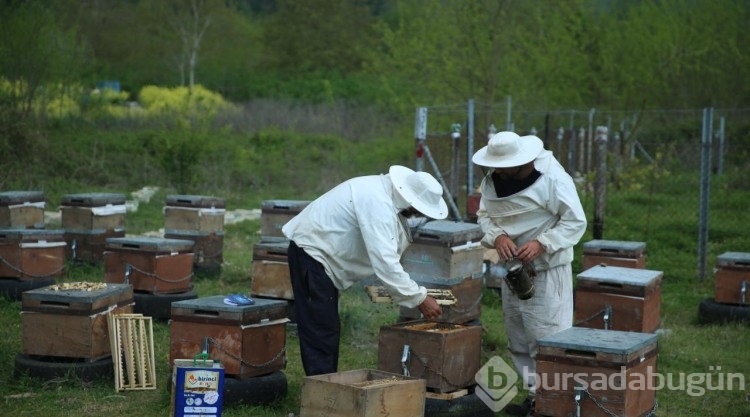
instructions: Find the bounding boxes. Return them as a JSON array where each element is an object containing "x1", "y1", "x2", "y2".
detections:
[
  {"x1": 282, "y1": 165, "x2": 449, "y2": 376},
  {"x1": 473, "y1": 131, "x2": 587, "y2": 416}
]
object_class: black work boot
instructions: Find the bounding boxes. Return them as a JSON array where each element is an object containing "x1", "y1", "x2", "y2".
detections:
[{"x1": 504, "y1": 395, "x2": 534, "y2": 416}]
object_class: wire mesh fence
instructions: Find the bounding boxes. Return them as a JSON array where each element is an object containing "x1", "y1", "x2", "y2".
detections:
[{"x1": 415, "y1": 102, "x2": 750, "y2": 279}]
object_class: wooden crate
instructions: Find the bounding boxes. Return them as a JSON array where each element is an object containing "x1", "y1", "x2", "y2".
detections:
[
  {"x1": 536, "y1": 327, "x2": 659, "y2": 417},
  {"x1": 400, "y1": 220, "x2": 485, "y2": 282},
  {"x1": 582, "y1": 240, "x2": 647, "y2": 270},
  {"x1": 250, "y1": 238, "x2": 292, "y2": 300},
  {"x1": 399, "y1": 276, "x2": 482, "y2": 324},
  {"x1": 169, "y1": 296, "x2": 289, "y2": 379},
  {"x1": 60, "y1": 192, "x2": 126, "y2": 231},
  {"x1": 260, "y1": 200, "x2": 310, "y2": 238},
  {"x1": 714, "y1": 251, "x2": 750, "y2": 305},
  {"x1": 0, "y1": 191, "x2": 45, "y2": 229},
  {"x1": 21, "y1": 282, "x2": 134, "y2": 361},
  {"x1": 0, "y1": 229, "x2": 66, "y2": 280},
  {"x1": 65, "y1": 228, "x2": 126, "y2": 264},
  {"x1": 300, "y1": 369, "x2": 426, "y2": 417},
  {"x1": 103, "y1": 237, "x2": 194, "y2": 294},
  {"x1": 574, "y1": 265, "x2": 662, "y2": 333},
  {"x1": 164, "y1": 230, "x2": 224, "y2": 272},
  {"x1": 378, "y1": 320, "x2": 481, "y2": 393},
  {"x1": 164, "y1": 194, "x2": 226, "y2": 233}
]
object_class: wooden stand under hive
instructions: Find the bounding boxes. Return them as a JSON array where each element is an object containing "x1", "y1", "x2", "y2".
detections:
[
  {"x1": 163, "y1": 194, "x2": 225, "y2": 276},
  {"x1": 104, "y1": 236, "x2": 195, "y2": 294},
  {"x1": 582, "y1": 239, "x2": 647, "y2": 270},
  {"x1": 535, "y1": 327, "x2": 659, "y2": 417},
  {"x1": 378, "y1": 320, "x2": 481, "y2": 394},
  {"x1": 169, "y1": 295, "x2": 289, "y2": 379},
  {"x1": 0, "y1": 191, "x2": 45, "y2": 229},
  {"x1": 714, "y1": 251, "x2": 750, "y2": 305},
  {"x1": 61, "y1": 193, "x2": 126, "y2": 263},
  {"x1": 574, "y1": 264, "x2": 663, "y2": 333},
  {"x1": 299, "y1": 369, "x2": 426, "y2": 417},
  {"x1": 21, "y1": 282, "x2": 134, "y2": 361}
]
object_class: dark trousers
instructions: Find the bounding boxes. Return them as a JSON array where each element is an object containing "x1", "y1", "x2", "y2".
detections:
[{"x1": 287, "y1": 240, "x2": 340, "y2": 376}]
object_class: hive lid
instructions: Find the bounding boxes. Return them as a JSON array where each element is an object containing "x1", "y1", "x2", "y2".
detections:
[
  {"x1": 261, "y1": 200, "x2": 311, "y2": 211},
  {"x1": 410, "y1": 220, "x2": 483, "y2": 245},
  {"x1": 716, "y1": 252, "x2": 750, "y2": 266},
  {"x1": 105, "y1": 236, "x2": 194, "y2": 252},
  {"x1": 254, "y1": 238, "x2": 290, "y2": 252},
  {"x1": 0, "y1": 191, "x2": 45, "y2": 205},
  {"x1": 22, "y1": 283, "x2": 133, "y2": 314},
  {"x1": 577, "y1": 264, "x2": 662, "y2": 286},
  {"x1": 172, "y1": 295, "x2": 287, "y2": 314},
  {"x1": 0, "y1": 228, "x2": 65, "y2": 241},
  {"x1": 61, "y1": 192, "x2": 126, "y2": 207},
  {"x1": 166, "y1": 194, "x2": 225, "y2": 209},
  {"x1": 537, "y1": 327, "x2": 658, "y2": 354},
  {"x1": 582, "y1": 239, "x2": 646, "y2": 253}
]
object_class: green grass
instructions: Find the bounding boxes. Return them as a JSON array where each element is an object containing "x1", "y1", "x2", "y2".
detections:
[{"x1": 1, "y1": 171, "x2": 750, "y2": 417}]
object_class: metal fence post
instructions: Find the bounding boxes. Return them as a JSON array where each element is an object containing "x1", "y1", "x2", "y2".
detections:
[
  {"x1": 697, "y1": 107, "x2": 713, "y2": 280},
  {"x1": 467, "y1": 99, "x2": 475, "y2": 193},
  {"x1": 414, "y1": 107, "x2": 428, "y2": 172},
  {"x1": 717, "y1": 116, "x2": 725, "y2": 176},
  {"x1": 593, "y1": 126, "x2": 609, "y2": 239}
]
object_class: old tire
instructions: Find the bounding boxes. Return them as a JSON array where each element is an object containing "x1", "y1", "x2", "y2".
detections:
[
  {"x1": 133, "y1": 290, "x2": 199, "y2": 320},
  {"x1": 697, "y1": 298, "x2": 750, "y2": 325},
  {"x1": 0, "y1": 278, "x2": 56, "y2": 302},
  {"x1": 424, "y1": 391, "x2": 495, "y2": 417},
  {"x1": 222, "y1": 371, "x2": 288, "y2": 406},
  {"x1": 14, "y1": 354, "x2": 113, "y2": 382}
]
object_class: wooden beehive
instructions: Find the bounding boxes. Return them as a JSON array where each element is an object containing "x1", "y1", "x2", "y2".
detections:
[
  {"x1": 398, "y1": 276, "x2": 482, "y2": 324},
  {"x1": 164, "y1": 229, "x2": 224, "y2": 274},
  {"x1": 65, "y1": 227, "x2": 126, "y2": 264},
  {"x1": 169, "y1": 296, "x2": 289, "y2": 379},
  {"x1": 378, "y1": 320, "x2": 481, "y2": 393},
  {"x1": 60, "y1": 192, "x2": 126, "y2": 231},
  {"x1": 0, "y1": 229, "x2": 66, "y2": 280},
  {"x1": 299, "y1": 369, "x2": 426, "y2": 417},
  {"x1": 21, "y1": 282, "x2": 134, "y2": 361},
  {"x1": 250, "y1": 237, "x2": 292, "y2": 300},
  {"x1": 574, "y1": 265, "x2": 663, "y2": 333},
  {"x1": 103, "y1": 236, "x2": 194, "y2": 294},
  {"x1": 535, "y1": 327, "x2": 659, "y2": 417},
  {"x1": 164, "y1": 194, "x2": 226, "y2": 233},
  {"x1": 0, "y1": 191, "x2": 45, "y2": 229},
  {"x1": 714, "y1": 251, "x2": 750, "y2": 305},
  {"x1": 260, "y1": 200, "x2": 310, "y2": 238},
  {"x1": 400, "y1": 220, "x2": 485, "y2": 282},
  {"x1": 582, "y1": 240, "x2": 647, "y2": 270}
]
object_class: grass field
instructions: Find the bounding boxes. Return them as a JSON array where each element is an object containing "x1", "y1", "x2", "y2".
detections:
[{"x1": 0, "y1": 181, "x2": 749, "y2": 417}]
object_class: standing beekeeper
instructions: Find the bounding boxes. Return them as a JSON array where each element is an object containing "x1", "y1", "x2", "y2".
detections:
[
  {"x1": 282, "y1": 165, "x2": 449, "y2": 376},
  {"x1": 473, "y1": 131, "x2": 587, "y2": 416}
]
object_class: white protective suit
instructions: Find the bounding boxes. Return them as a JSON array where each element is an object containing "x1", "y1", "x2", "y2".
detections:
[
  {"x1": 281, "y1": 173, "x2": 427, "y2": 308},
  {"x1": 477, "y1": 149, "x2": 587, "y2": 394}
]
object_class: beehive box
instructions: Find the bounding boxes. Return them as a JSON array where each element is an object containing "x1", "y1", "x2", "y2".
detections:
[
  {"x1": 103, "y1": 236, "x2": 194, "y2": 294},
  {"x1": 714, "y1": 251, "x2": 750, "y2": 305},
  {"x1": 0, "y1": 191, "x2": 45, "y2": 229},
  {"x1": 582, "y1": 240, "x2": 647, "y2": 270},
  {"x1": 164, "y1": 229, "x2": 224, "y2": 274},
  {"x1": 400, "y1": 220, "x2": 485, "y2": 282},
  {"x1": 250, "y1": 237, "x2": 292, "y2": 300},
  {"x1": 574, "y1": 265, "x2": 662, "y2": 333},
  {"x1": 169, "y1": 296, "x2": 288, "y2": 379},
  {"x1": 60, "y1": 192, "x2": 127, "y2": 231},
  {"x1": 260, "y1": 200, "x2": 310, "y2": 238},
  {"x1": 21, "y1": 282, "x2": 134, "y2": 361},
  {"x1": 535, "y1": 327, "x2": 659, "y2": 417},
  {"x1": 0, "y1": 229, "x2": 66, "y2": 280},
  {"x1": 300, "y1": 369, "x2": 426, "y2": 417},
  {"x1": 378, "y1": 320, "x2": 481, "y2": 393},
  {"x1": 164, "y1": 194, "x2": 226, "y2": 233},
  {"x1": 399, "y1": 276, "x2": 482, "y2": 324},
  {"x1": 65, "y1": 227, "x2": 125, "y2": 264}
]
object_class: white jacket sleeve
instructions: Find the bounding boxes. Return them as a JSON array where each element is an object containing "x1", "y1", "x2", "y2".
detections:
[{"x1": 535, "y1": 174, "x2": 587, "y2": 253}]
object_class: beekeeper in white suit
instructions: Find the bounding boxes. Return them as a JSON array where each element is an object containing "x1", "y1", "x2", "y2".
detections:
[
  {"x1": 282, "y1": 165, "x2": 449, "y2": 377},
  {"x1": 473, "y1": 131, "x2": 587, "y2": 416}
]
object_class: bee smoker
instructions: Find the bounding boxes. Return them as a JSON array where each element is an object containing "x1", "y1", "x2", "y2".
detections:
[{"x1": 504, "y1": 258, "x2": 536, "y2": 300}]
